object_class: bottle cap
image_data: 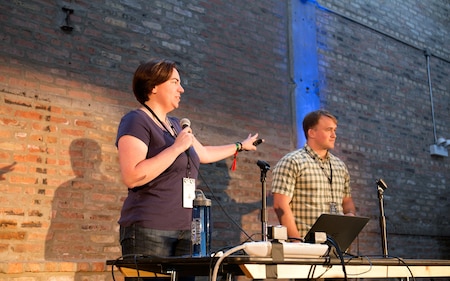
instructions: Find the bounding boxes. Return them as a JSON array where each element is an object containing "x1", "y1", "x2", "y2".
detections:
[{"x1": 193, "y1": 189, "x2": 211, "y2": 206}]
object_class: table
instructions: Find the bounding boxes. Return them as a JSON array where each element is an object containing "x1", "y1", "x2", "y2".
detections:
[{"x1": 107, "y1": 255, "x2": 450, "y2": 280}]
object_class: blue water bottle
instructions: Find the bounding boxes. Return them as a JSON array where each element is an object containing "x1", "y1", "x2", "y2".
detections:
[{"x1": 191, "y1": 189, "x2": 211, "y2": 257}]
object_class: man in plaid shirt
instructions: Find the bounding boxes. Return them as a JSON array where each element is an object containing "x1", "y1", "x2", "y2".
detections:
[{"x1": 272, "y1": 110, "x2": 356, "y2": 240}]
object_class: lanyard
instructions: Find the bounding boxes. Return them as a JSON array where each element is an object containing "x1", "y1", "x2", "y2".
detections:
[
  {"x1": 306, "y1": 148, "x2": 334, "y2": 202},
  {"x1": 323, "y1": 161, "x2": 333, "y2": 186},
  {"x1": 142, "y1": 104, "x2": 177, "y2": 138},
  {"x1": 142, "y1": 104, "x2": 191, "y2": 177}
]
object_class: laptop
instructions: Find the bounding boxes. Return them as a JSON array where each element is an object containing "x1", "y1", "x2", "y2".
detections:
[{"x1": 304, "y1": 213, "x2": 370, "y2": 253}]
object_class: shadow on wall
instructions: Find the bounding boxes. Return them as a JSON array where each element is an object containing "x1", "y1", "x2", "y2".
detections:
[
  {"x1": 44, "y1": 142, "x2": 268, "y2": 259},
  {"x1": 45, "y1": 138, "x2": 118, "y2": 261},
  {"x1": 0, "y1": 162, "x2": 16, "y2": 180},
  {"x1": 198, "y1": 160, "x2": 272, "y2": 251}
]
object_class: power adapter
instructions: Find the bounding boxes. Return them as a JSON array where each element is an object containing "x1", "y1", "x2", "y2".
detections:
[
  {"x1": 267, "y1": 225, "x2": 288, "y2": 241},
  {"x1": 305, "y1": 231, "x2": 327, "y2": 244}
]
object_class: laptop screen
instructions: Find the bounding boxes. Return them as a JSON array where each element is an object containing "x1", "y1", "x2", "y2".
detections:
[{"x1": 304, "y1": 213, "x2": 370, "y2": 252}]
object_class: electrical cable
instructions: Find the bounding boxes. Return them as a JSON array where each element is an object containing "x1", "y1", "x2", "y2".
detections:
[
  {"x1": 110, "y1": 254, "x2": 146, "y2": 281},
  {"x1": 314, "y1": 1, "x2": 450, "y2": 64},
  {"x1": 186, "y1": 147, "x2": 261, "y2": 278},
  {"x1": 344, "y1": 255, "x2": 374, "y2": 277},
  {"x1": 425, "y1": 51, "x2": 438, "y2": 143},
  {"x1": 210, "y1": 244, "x2": 247, "y2": 281},
  {"x1": 208, "y1": 246, "x2": 245, "y2": 277},
  {"x1": 368, "y1": 255, "x2": 416, "y2": 281},
  {"x1": 325, "y1": 235, "x2": 348, "y2": 281},
  {"x1": 347, "y1": 254, "x2": 416, "y2": 280},
  {"x1": 287, "y1": 237, "x2": 305, "y2": 242},
  {"x1": 191, "y1": 155, "x2": 254, "y2": 241},
  {"x1": 393, "y1": 256, "x2": 416, "y2": 281},
  {"x1": 307, "y1": 264, "x2": 317, "y2": 280},
  {"x1": 314, "y1": 264, "x2": 333, "y2": 279}
]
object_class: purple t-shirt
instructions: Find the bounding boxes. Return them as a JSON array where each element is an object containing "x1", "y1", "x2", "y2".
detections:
[{"x1": 115, "y1": 109, "x2": 199, "y2": 230}]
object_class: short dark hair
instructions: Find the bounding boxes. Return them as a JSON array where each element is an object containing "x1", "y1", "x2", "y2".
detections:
[
  {"x1": 132, "y1": 59, "x2": 178, "y2": 104},
  {"x1": 302, "y1": 110, "x2": 337, "y2": 139}
]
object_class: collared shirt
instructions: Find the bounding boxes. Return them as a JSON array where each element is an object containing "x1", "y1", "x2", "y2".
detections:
[{"x1": 271, "y1": 144, "x2": 351, "y2": 237}]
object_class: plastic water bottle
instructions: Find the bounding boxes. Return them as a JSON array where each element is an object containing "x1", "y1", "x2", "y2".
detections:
[{"x1": 191, "y1": 189, "x2": 211, "y2": 257}]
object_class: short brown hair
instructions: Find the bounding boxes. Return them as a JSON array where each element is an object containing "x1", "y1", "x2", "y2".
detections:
[
  {"x1": 132, "y1": 59, "x2": 178, "y2": 104},
  {"x1": 302, "y1": 110, "x2": 337, "y2": 139}
]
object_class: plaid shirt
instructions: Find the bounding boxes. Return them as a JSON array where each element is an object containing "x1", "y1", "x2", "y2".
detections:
[{"x1": 271, "y1": 144, "x2": 351, "y2": 237}]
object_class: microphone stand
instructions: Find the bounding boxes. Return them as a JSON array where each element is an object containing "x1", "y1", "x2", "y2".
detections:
[
  {"x1": 257, "y1": 160, "x2": 270, "y2": 241},
  {"x1": 376, "y1": 178, "x2": 389, "y2": 257}
]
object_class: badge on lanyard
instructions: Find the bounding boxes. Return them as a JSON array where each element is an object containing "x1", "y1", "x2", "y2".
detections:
[
  {"x1": 330, "y1": 202, "x2": 337, "y2": 214},
  {"x1": 182, "y1": 177, "x2": 196, "y2": 208}
]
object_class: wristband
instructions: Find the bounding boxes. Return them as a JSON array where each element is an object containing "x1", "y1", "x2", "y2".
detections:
[
  {"x1": 232, "y1": 142, "x2": 243, "y2": 171},
  {"x1": 236, "y1": 141, "x2": 243, "y2": 152}
]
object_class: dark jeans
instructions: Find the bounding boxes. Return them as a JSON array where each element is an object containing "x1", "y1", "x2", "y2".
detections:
[{"x1": 120, "y1": 224, "x2": 194, "y2": 281}]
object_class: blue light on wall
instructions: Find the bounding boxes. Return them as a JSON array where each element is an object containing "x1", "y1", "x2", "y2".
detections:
[{"x1": 290, "y1": 0, "x2": 320, "y2": 147}]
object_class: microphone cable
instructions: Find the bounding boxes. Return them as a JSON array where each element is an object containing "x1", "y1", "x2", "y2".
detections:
[
  {"x1": 178, "y1": 118, "x2": 254, "y2": 240},
  {"x1": 191, "y1": 159, "x2": 254, "y2": 241}
]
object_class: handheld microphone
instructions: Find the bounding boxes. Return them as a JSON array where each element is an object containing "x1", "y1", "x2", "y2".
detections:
[
  {"x1": 180, "y1": 118, "x2": 191, "y2": 129},
  {"x1": 180, "y1": 118, "x2": 191, "y2": 156}
]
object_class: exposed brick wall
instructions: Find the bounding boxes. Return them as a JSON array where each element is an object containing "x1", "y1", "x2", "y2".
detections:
[
  {"x1": 0, "y1": 0, "x2": 449, "y2": 280},
  {"x1": 0, "y1": 0, "x2": 289, "y2": 279},
  {"x1": 315, "y1": 0, "x2": 450, "y2": 259}
]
